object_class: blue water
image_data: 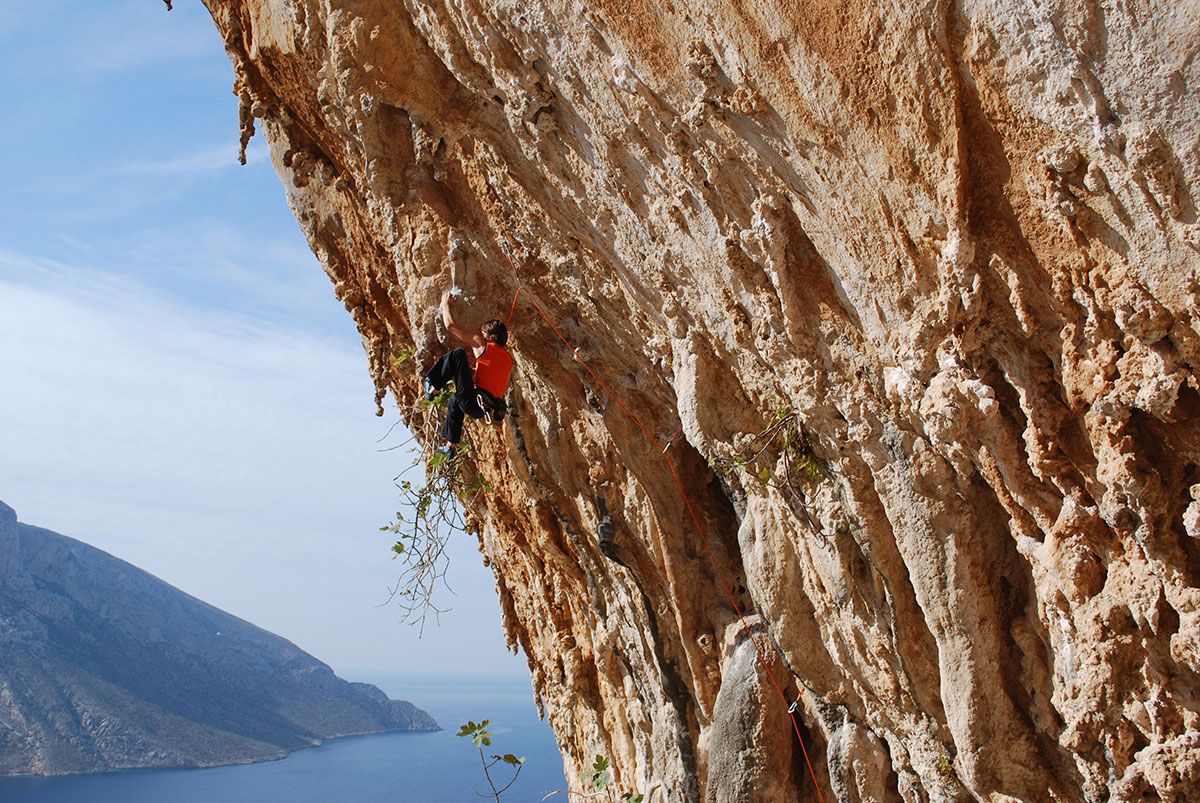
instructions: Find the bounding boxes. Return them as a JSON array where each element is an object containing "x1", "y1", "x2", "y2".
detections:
[{"x1": 0, "y1": 673, "x2": 566, "y2": 802}]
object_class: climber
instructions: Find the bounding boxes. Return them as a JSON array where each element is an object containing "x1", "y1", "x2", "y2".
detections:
[{"x1": 423, "y1": 289, "x2": 513, "y2": 457}]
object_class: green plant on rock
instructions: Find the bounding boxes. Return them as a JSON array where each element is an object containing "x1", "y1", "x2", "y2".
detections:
[
  {"x1": 457, "y1": 719, "x2": 525, "y2": 800},
  {"x1": 935, "y1": 754, "x2": 960, "y2": 791},
  {"x1": 714, "y1": 408, "x2": 827, "y2": 498},
  {"x1": 543, "y1": 754, "x2": 646, "y2": 802},
  {"x1": 379, "y1": 374, "x2": 495, "y2": 633},
  {"x1": 590, "y1": 755, "x2": 612, "y2": 791}
]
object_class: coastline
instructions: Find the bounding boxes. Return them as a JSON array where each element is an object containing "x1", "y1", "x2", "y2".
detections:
[
  {"x1": 1, "y1": 719, "x2": 443, "y2": 780},
  {"x1": 0, "y1": 676, "x2": 566, "y2": 803}
]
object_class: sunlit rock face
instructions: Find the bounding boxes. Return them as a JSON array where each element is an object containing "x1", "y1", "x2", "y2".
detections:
[{"x1": 200, "y1": 1, "x2": 1199, "y2": 799}]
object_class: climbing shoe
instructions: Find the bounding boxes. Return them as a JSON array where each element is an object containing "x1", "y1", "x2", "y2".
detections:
[
  {"x1": 435, "y1": 444, "x2": 456, "y2": 460},
  {"x1": 423, "y1": 376, "x2": 436, "y2": 401}
]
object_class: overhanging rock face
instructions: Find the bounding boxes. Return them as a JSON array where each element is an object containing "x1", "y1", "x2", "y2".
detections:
[{"x1": 200, "y1": 1, "x2": 1199, "y2": 799}]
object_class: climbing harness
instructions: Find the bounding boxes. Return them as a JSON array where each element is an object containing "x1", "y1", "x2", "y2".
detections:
[
  {"x1": 500, "y1": 242, "x2": 827, "y2": 802},
  {"x1": 476, "y1": 388, "x2": 509, "y2": 425}
]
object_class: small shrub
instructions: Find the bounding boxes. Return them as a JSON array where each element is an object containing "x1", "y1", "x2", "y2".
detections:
[
  {"x1": 713, "y1": 408, "x2": 827, "y2": 497},
  {"x1": 590, "y1": 755, "x2": 612, "y2": 790},
  {"x1": 935, "y1": 755, "x2": 960, "y2": 790},
  {"x1": 379, "y1": 376, "x2": 495, "y2": 633},
  {"x1": 543, "y1": 753, "x2": 645, "y2": 801},
  {"x1": 457, "y1": 719, "x2": 524, "y2": 800}
]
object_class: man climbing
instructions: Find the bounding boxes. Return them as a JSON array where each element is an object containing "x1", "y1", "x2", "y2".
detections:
[{"x1": 423, "y1": 289, "x2": 513, "y2": 456}]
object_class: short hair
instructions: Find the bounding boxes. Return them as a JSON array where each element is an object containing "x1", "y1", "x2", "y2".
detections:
[{"x1": 482, "y1": 319, "x2": 508, "y2": 347}]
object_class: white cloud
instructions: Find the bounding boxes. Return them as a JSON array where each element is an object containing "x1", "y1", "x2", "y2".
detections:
[
  {"x1": 1, "y1": 191, "x2": 336, "y2": 335},
  {"x1": 67, "y1": 1, "x2": 218, "y2": 76},
  {"x1": 104, "y1": 139, "x2": 270, "y2": 179},
  {"x1": 19, "y1": 138, "x2": 273, "y2": 227}
]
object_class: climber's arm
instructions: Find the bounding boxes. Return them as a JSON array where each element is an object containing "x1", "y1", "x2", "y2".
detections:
[{"x1": 441, "y1": 290, "x2": 487, "y2": 352}]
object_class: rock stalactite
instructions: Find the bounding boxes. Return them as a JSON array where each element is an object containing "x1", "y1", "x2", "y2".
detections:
[{"x1": 198, "y1": 1, "x2": 1199, "y2": 800}]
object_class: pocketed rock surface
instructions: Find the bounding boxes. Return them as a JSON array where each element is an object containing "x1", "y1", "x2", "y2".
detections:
[{"x1": 197, "y1": 1, "x2": 1199, "y2": 799}]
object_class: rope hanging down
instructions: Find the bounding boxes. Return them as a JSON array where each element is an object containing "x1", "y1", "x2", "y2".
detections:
[{"x1": 500, "y1": 245, "x2": 827, "y2": 802}]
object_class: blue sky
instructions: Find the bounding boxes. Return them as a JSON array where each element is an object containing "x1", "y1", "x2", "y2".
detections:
[{"x1": 0, "y1": 1, "x2": 526, "y2": 679}]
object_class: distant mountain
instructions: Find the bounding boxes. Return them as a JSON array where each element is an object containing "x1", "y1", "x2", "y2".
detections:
[{"x1": 0, "y1": 501, "x2": 437, "y2": 777}]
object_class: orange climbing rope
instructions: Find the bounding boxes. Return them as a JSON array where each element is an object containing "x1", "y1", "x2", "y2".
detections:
[{"x1": 501, "y1": 249, "x2": 827, "y2": 802}]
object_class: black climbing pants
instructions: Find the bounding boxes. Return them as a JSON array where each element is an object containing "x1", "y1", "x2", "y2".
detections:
[{"x1": 425, "y1": 348, "x2": 486, "y2": 444}]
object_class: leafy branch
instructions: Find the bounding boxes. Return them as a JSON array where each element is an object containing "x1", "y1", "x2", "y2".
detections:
[
  {"x1": 542, "y1": 755, "x2": 646, "y2": 802},
  {"x1": 458, "y1": 720, "x2": 525, "y2": 800},
  {"x1": 713, "y1": 408, "x2": 826, "y2": 498},
  {"x1": 378, "y1": 356, "x2": 495, "y2": 634}
]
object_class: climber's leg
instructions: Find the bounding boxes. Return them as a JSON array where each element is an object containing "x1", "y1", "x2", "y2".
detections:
[
  {"x1": 425, "y1": 348, "x2": 473, "y2": 394},
  {"x1": 440, "y1": 391, "x2": 486, "y2": 444}
]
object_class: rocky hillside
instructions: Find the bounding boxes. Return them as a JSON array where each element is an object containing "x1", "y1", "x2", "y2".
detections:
[
  {"x1": 0, "y1": 501, "x2": 437, "y2": 777},
  {"x1": 193, "y1": 1, "x2": 1198, "y2": 800}
]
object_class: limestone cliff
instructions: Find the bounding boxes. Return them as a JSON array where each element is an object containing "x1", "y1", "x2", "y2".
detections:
[{"x1": 195, "y1": 1, "x2": 1199, "y2": 800}]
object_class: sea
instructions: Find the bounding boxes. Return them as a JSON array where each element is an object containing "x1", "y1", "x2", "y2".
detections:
[{"x1": 0, "y1": 673, "x2": 567, "y2": 803}]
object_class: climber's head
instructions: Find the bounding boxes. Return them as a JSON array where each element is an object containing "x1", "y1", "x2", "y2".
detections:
[{"x1": 482, "y1": 319, "x2": 508, "y2": 347}]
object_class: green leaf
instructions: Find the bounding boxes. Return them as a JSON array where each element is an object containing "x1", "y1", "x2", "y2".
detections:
[
  {"x1": 758, "y1": 466, "x2": 771, "y2": 482},
  {"x1": 591, "y1": 755, "x2": 612, "y2": 789},
  {"x1": 430, "y1": 452, "x2": 448, "y2": 468}
]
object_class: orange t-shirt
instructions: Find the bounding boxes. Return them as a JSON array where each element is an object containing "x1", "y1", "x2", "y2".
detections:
[{"x1": 474, "y1": 342, "x2": 512, "y2": 398}]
